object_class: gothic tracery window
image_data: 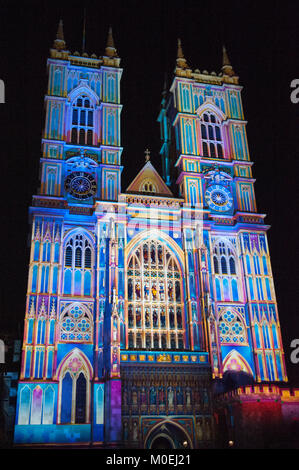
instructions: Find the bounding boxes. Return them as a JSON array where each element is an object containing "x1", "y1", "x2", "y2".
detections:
[
  {"x1": 60, "y1": 303, "x2": 93, "y2": 342},
  {"x1": 218, "y1": 308, "x2": 247, "y2": 345},
  {"x1": 127, "y1": 240, "x2": 185, "y2": 350},
  {"x1": 213, "y1": 240, "x2": 240, "y2": 301},
  {"x1": 71, "y1": 95, "x2": 94, "y2": 146},
  {"x1": 200, "y1": 112, "x2": 224, "y2": 158},
  {"x1": 63, "y1": 232, "x2": 94, "y2": 296}
]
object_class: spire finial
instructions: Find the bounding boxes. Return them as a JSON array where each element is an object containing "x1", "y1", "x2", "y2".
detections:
[
  {"x1": 222, "y1": 45, "x2": 235, "y2": 76},
  {"x1": 57, "y1": 19, "x2": 64, "y2": 40},
  {"x1": 177, "y1": 38, "x2": 184, "y2": 59},
  {"x1": 105, "y1": 26, "x2": 117, "y2": 57},
  {"x1": 176, "y1": 38, "x2": 189, "y2": 71},
  {"x1": 222, "y1": 45, "x2": 230, "y2": 67},
  {"x1": 53, "y1": 19, "x2": 66, "y2": 51},
  {"x1": 144, "y1": 148, "x2": 151, "y2": 162}
]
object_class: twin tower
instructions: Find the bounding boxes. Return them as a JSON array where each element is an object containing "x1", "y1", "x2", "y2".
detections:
[{"x1": 13, "y1": 21, "x2": 289, "y2": 449}]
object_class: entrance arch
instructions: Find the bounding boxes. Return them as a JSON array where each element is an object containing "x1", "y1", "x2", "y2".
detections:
[
  {"x1": 151, "y1": 434, "x2": 175, "y2": 449},
  {"x1": 145, "y1": 420, "x2": 193, "y2": 449}
]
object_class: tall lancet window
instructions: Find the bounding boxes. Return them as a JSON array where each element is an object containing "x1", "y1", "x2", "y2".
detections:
[
  {"x1": 63, "y1": 232, "x2": 94, "y2": 296},
  {"x1": 127, "y1": 240, "x2": 185, "y2": 350},
  {"x1": 71, "y1": 95, "x2": 94, "y2": 146},
  {"x1": 59, "y1": 353, "x2": 90, "y2": 424},
  {"x1": 213, "y1": 239, "x2": 240, "y2": 302},
  {"x1": 200, "y1": 112, "x2": 224, "y2": 159}
]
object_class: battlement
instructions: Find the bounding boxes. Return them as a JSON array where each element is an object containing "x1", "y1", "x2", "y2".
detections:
[{"x1": 217, "y1": 385, "x2": 299, "y2": 403}]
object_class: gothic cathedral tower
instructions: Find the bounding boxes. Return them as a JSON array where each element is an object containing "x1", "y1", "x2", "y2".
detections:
[
  {"x1": 14, "y1": 22, "x2": 124, "y2": 445},
  {"x1": 158, "y1": 40, "x2": 287, "y2": 385},
  {"x1": 14, "y1": 24, "x2": 289, "y2": 449}
]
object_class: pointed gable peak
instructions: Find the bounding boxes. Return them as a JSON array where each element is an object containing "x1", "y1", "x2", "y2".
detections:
[{"x1": 126, "y1": 158, "x2": 173, "y2": 197}]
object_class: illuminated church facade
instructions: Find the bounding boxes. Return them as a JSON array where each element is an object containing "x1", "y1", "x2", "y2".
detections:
[{"x1": 14, "y1": 22, "x2": 297, "y2": 449}]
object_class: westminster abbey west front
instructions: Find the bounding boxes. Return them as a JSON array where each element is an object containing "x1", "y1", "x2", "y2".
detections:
[{"x1": 13, "y1": 22, "x2": 299, "y2": 449}]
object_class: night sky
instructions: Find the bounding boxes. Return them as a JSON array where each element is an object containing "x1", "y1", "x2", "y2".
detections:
[{"x1": 1, "y1": 0, "x2": 298, "y2": 385}]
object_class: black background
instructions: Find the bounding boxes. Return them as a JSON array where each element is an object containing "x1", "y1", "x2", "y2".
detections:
[{"x1": 0, "y1": 0, "x2": 298, "y2": 386}]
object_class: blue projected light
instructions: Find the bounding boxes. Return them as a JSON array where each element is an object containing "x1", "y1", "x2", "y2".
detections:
[{"x1": 205, "y1": 184, "x2": 233, "y2": 212}]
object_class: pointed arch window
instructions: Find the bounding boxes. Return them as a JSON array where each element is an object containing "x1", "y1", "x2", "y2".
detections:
[
  {"x1": 42, "y1": 241, "x2": 51, "y2": 262},
  {"x1": 71, "y1": 94, "x2": 94, "y2": 145},
  {"x1": 31, "y1": 386, "x2": 43, "y2": 424},
  {"x1": 201, "y1": 124, "x2": 207, "y2": 140},
  {"x1": 43, "y1": 386, "x2": 55, "y2": 424},
  {"x1": 212, "y1": 239, "x2": 240, "y2": 302},
  {"x1": 199, "y1": 111, "x2": 224, "y2": 159},
  {"x1": 33, "y1": 241, "x2": 40, "y2": 262},
  {"x1": 61, "y1": 372, "x2": 72, "y2": 423},
  {"x1": 229, "y1": 257, "x2": 236, "y2": 274},
  {"x1": 46, "y1": 168, "x2": 56, "y2": 196},
  {"x1": 127, "y1": 240, "x2": 185, "y2": 350},
  {"x1": 75, "y1": 373, "x2": 87, "y2": 423},
  {"x1": 53, "y1": 69, "x2": 61, "y2": 95},
  {"x1": 63, "y1": 232, "x2": 94, "y2": 297},
  {"x1": 221, "y1": 256, "x2": 228, "y2": 274},
  {"x1": 213, "y1": 256, "x2": 219, "y2": 274},
  {"x1": 71, "y1": 128, "x2": 77, "y2": 143},
  {"x1": 59, "y1": 353, "x2": 90, "y2": 424},
  {"x1": 18, "y1": 386, "x2": 31, "y2": 424},
  {"x1": 36, "y1": 316, "x2": 46, "y2": 344},
  {"x1": 202, "y1": 142, "x2": 209, "y2": 157}
]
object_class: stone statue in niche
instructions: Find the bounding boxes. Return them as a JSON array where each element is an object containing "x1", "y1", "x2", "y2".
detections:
[
  {"x1": 196, "y1": 418, "x2": 203, "y2": 441},
  {"x1": 140, "y1": 387, "x2": 147, "y2": 405},
  {"x1": 167, "y1": 386, "x2": 174, "y2": 407},
  {"x1": 205, "y1": 418, "x2": 211, "y2": 440},
  {"x1": 176, "y1": 386, "x2": 183, "y2": 405},
  {"x1": 123, "y1": 421, "x2": 129, "y2": 441},
  {"x1": 158, "y1": 386, "x2": 165, "y2": 405},
  {"x1": 132, "y1": 421, "x2": 138, "y2": 441},
  {"x1": 186, "y1": 389, "x2": 191, "y2": 406},
  {"x1": 150, "y1": 386, "x2": 156, "y2": 405},
  {"x1": 203, "y1": 388, "x2": 209, "y2": 410},
  {"x1": 132, "y1": 389, "x2": 138, "y2": 405}
]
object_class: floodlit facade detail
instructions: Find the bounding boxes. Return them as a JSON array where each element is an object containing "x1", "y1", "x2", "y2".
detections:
[{"x1": 14, "y1": 23, "x2": 295, "y2": 449}]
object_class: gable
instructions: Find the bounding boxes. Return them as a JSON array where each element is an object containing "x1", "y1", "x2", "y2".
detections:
[{"x1": 126, "y1": 161, "x2": 173, "y2": 196}]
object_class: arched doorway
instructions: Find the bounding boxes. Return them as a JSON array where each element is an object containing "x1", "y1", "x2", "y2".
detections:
[
  {"x1": 145, "y1": 421, "x2": 193, "y2": 449},
  {"x1": 151, "y1": 434, "x2": 175, "y2": 449}
]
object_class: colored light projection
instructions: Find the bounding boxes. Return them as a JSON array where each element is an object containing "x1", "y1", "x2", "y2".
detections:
[{"x1": 14, "y1": 26, "x2": 287, "y2": 448}]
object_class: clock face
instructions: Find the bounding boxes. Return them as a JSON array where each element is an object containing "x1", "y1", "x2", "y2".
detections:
[
  {"x1": 64, "y1": 171, "x2": 97, "y2": 200},
  {"x1": 205, "y1": 184, "x2": 233, "y2": 212}
]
